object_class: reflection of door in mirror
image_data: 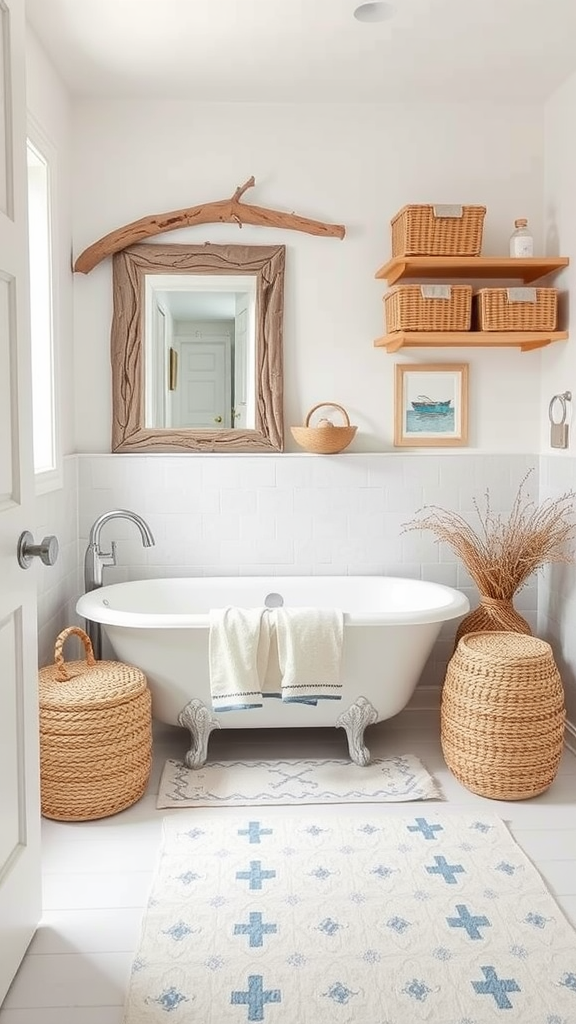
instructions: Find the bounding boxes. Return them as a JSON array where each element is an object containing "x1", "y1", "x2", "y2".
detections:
[{"x1": 144, "y1": 274, "x2": 257, "y2": 430}]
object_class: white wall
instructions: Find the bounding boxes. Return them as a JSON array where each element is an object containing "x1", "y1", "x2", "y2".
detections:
[
  {"x1": 72, "y1": 100, "x2": 546, "y2": 453},
  {"x1": 539, "y1": 70, "x2": 576, "y2": 723},
  {"x1": 26, "y1": 30, "x2": 79, "y2": 667}
]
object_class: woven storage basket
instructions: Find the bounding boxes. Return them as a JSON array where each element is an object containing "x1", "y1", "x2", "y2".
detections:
[
  {"x1": 441, "y1": 631, "x2": 565, "y2": 800},
  {"x1": 384, "y1": 284, "x2": 472, "y2": 332},
  {"x1": 475, "y1": 287, "x2": 558, "y2": 331},
  {"x1": 391, "y1": 204, "x2": 486, "y2": 257},
  {"x1": 39, "y1": 626, "x2": 152, "y2": 821},
  {"x1": 290, "y1": 402, "x2": 357, "y2": 454}
]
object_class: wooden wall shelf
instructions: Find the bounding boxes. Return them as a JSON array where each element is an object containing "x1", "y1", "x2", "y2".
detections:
[
  {"x1": 375, "y1": 256, "x2": 570, "y2": 286},
  {"x1": 374, "y1": 330, "x2": 569, "y2": 354}
]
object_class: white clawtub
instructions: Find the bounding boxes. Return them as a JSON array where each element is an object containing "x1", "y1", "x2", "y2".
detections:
[{"x1": 76, "y1": 576, "x2": 469, "y2": 767}]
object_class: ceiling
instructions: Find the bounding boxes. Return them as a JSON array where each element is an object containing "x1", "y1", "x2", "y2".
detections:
[{"x1": 25, "y1": 0, "x2": 576, "y2": 104}]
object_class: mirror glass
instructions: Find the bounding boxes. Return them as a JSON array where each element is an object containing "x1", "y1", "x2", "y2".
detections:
[
  {"x1": 144, "y1": 274, "x2": 257, "y2": 431},
  {"x1": 111, "y1": 242, "x2": 285, "y2": 452}
]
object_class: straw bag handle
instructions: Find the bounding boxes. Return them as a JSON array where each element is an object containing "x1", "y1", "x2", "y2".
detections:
[
  {"x1": 305, "y1": 403, "x2": 351, "y2": 427},
  {"x1": 53, "y1": 626, "x2": 97, "y2": 681}
]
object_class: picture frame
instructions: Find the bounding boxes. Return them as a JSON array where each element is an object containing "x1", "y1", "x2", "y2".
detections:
[{"x1": 394, "y1": 363, "x2": 469, "y2": 447}]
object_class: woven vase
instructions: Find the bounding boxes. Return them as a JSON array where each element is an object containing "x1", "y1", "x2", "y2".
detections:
[
  {"x1": 453, "y1": 595, "x2": 532, "y2": 648},
  {"x1": 441, "y1": 631, "x2": 565, "y2": 800}
]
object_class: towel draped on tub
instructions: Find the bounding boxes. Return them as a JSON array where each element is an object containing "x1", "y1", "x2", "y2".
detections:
[{"x1": 208, "y1": 606, "x2": 344, "y2": 711}]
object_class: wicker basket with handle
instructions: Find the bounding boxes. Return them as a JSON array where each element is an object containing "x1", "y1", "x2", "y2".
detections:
[
  {"x1": 38, "y1": 626, "x2": 152, "y2": 821},
  {"x1": 391, "y1": 204, "x2": 486, "y2": 257},
  {"x1": 290, "y1": 403, "x2": 357, "y2": 454}
]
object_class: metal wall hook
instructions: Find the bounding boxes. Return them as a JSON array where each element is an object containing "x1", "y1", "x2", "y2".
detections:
[
  {"x1": 549, "y1": 391, "x2": 571, "y2": 449},
  {"x1": 548, "y1": 390, "x2": 572, "y2": 425}
]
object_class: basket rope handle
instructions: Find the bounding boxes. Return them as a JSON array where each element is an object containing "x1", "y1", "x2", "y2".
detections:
[
  {"x1": 305, "y1": 402, "x2": 351, "y2": 427},
  {"x1": 54, "y1": 626, "x2": 97, "y2": 681}
]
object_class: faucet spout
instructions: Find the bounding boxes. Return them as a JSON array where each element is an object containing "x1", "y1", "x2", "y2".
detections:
[
  {"x1": 83, "y1": 509, "x2": 155, "y2": 660},
  {"x1": 88, "y1": 508, "x2": 155, "y2": 551}
]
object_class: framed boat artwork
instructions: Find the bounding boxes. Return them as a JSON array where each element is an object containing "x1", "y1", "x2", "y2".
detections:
[{"x1": 394, "y1": 363, "x2": 469, "y2": 447}]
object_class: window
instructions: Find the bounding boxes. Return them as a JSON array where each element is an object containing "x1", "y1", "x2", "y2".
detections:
[{"x1": 26, "y1": 130, "x2": 59, "y2": 486}]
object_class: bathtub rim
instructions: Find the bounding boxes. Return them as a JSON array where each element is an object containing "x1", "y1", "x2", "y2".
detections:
[{"x1": 76, "y1": 575, "x2": 470, "y2": 630}]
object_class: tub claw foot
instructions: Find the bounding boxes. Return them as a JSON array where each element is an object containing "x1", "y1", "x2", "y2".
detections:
[
  {"x1": 336, "y1": 696, "x2": 378, "y2": 766},
  {"x1": 178, "y1": 698, "x2": 221, "y2": 769}
]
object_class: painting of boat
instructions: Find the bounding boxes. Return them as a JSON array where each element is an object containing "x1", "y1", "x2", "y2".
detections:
[{"x1": 411, "y1": 395, "x2": 452, "y2": 414}]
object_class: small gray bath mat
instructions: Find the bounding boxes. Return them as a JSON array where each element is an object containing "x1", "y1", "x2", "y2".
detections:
[{"x1": 156, "y1": 754, "x2": 440, "y2": 808}]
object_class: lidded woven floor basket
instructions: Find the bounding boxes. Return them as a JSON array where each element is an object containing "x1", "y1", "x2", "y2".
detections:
[
  {"x1": 441, "y1": 631, "x2": 565, "y2": 801},
  {"x1": 39, "y1": 626, "x2": 152, "y2": 821}
]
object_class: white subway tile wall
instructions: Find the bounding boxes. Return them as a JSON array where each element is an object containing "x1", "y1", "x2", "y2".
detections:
[
  {"x1": 538, "y1": 455, "x2": 576, "y2": 722},
  {"x1": 35, "y1": 451, "x2": 563, "y2": 691},
  {"x1": 66, "y1": 452, "x2": 539, "y2": 690},
  {"x1": 35, "y1": 456, "x2": 80, "y2": 668}
]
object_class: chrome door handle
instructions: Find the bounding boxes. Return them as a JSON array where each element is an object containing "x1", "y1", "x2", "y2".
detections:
[{"x1": 17, "y1": 531, "x2": 59, "y2": 569}]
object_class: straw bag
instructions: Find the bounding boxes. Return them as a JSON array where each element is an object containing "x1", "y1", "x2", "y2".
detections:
[
  {"x1": 290, "y1": 403, "x2": 357, "y2": 454},
  {"x1": 38, "y1": 626, "x2": 152, "y2": 821}
]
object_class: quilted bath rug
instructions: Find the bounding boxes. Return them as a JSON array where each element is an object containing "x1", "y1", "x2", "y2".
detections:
[
  {"x1": 156, "y1": 755, "x2": 440, "y2": 808},
  {"x1": 124, "y1": 810, "x2": 576, "y2": 1023}
]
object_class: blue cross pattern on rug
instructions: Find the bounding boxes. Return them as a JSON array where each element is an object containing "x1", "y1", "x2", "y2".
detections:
[
  {"x1": 472, "y1": 965, "x2": 521, "y2": 1008},
  {"x1": 238, "y1": 821, "x2": 273, "y2": 845},
  {"x1": 447, "y1": 903, "x2": 492, "y2": 940},
  {"x1": 425, "y1": 854, "x2": 465, "y2": 884},
  {"x1": 230, "y1": 974, "x2": 281, "y2": 1022},
  {"x1": 124, "y1": 812, "x2": 576, "y2": 1023},
  {"x1": 234, "y1": 912, "x2": 277, "y2": 948},
  {"x1": 407, "y1": 817, "x2": 444, "y2": 840},
  {"x1": 236, "y1": 860, "x2": 276, "y2": 890}
]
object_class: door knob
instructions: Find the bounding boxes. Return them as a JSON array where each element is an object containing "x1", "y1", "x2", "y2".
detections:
[
  {"x1": 17, "y1": 531, "x2": 59, "y2": 569},
  {"x1": 214, "y1": 415, "x2": 223, "y2": 423}
]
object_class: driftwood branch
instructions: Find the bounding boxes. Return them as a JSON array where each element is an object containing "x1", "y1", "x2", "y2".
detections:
[{"x1": 74, "y1": 176, "x2": 346, "y2": 274}]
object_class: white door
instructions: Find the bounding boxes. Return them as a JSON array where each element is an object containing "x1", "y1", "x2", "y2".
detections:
[
  {"x1": 0, "y1": 0, "x2": 43, "y2": 1002},
  {"x1": 233, "y1": 301, "x2": 248, "y2": 429},
  {"x1": 172, "y1": 336, "x2": 232, "y2": 428}
]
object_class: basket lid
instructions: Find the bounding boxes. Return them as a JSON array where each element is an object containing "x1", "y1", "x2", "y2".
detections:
[
  {"x1": 458, "y1": 631, "x2": 553, "y2": 663},
  {"x1": 39, "y1": 627, "x2": 147, "y2": 710}
]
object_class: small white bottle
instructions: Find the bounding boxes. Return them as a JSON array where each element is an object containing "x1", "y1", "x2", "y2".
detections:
[{"x1": 509, "y1": 218, "x2": 534, "y2": 257}]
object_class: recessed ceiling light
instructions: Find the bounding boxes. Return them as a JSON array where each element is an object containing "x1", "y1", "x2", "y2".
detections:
[{"x1": 353, "y1": 2, "x2": 395, "y2": 22}]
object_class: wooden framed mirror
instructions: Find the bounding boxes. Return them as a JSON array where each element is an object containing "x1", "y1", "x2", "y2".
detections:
[{"x1": 111, "y1": 242, "x2": 285, "y2": 452}]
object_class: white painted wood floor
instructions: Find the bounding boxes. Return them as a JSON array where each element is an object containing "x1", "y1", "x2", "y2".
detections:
[{"x1": 1, "y1": 709, "x2": 576, "y2": 1023}]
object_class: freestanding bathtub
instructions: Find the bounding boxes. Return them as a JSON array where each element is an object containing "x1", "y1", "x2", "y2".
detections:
[{"x1": 76, "y1": 576, "x2": 469, "y2": 767}]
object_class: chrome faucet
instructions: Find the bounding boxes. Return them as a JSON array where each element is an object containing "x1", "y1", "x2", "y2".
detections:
[
  {"x1": 84, "y1": 509, "x2": 155, "y2": 591},
  {"x1": 83, "y1": 509, "x2": 155, "y2": 658}
]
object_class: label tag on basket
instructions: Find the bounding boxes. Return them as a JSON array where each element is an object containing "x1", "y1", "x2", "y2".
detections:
[
  {"x1": 421, "y1": 285, "x2": 451, "y2": 299},
  {"x1": 507, "y1": 287, "x2": 537, "y2": 303},
  {"x1": 433, "y1": 204, "x2": 463, "y2": 218}
]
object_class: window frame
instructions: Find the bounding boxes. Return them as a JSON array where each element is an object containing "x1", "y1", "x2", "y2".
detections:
[{"x1": 26, "y1": 114, "x2": 61, "y2": 494}]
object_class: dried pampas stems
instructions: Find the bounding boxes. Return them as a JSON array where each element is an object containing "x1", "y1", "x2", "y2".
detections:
[{"x1": 402, "y1": 469, "x2": 576, "y2": 646}]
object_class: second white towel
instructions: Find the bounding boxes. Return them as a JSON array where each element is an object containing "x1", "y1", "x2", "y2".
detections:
[{"x1": 275, "y1": 607, "x2": 344, "y2": 703}]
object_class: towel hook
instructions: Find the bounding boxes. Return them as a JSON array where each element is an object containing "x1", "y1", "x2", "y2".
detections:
[
  {"x1": 548, "y1": 390, "x2": 572, "y2": 425},
  {"x1": 548, "y1": 391, "x2": 572, "y2": 449}
]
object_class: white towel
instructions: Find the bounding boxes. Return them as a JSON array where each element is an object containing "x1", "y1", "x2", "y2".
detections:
[
  {"x1": 209, "y1": 607, "x2": 271, "y2": 712},
  {"x1": 274, "y1": 607, "x2": 344, "y2": 703}
]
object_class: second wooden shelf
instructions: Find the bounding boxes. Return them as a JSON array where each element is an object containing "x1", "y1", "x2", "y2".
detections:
[
  {"x1": 375, "y1": 255, "x2": 569, "y2": 285},
  {"x1": 374, "y1": 331, "x2": 569, "y2": 353}
]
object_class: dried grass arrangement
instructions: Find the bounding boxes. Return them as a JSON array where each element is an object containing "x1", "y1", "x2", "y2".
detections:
[{"x1": 403, "y1": 471, "x2": 576, "y2": 646}]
